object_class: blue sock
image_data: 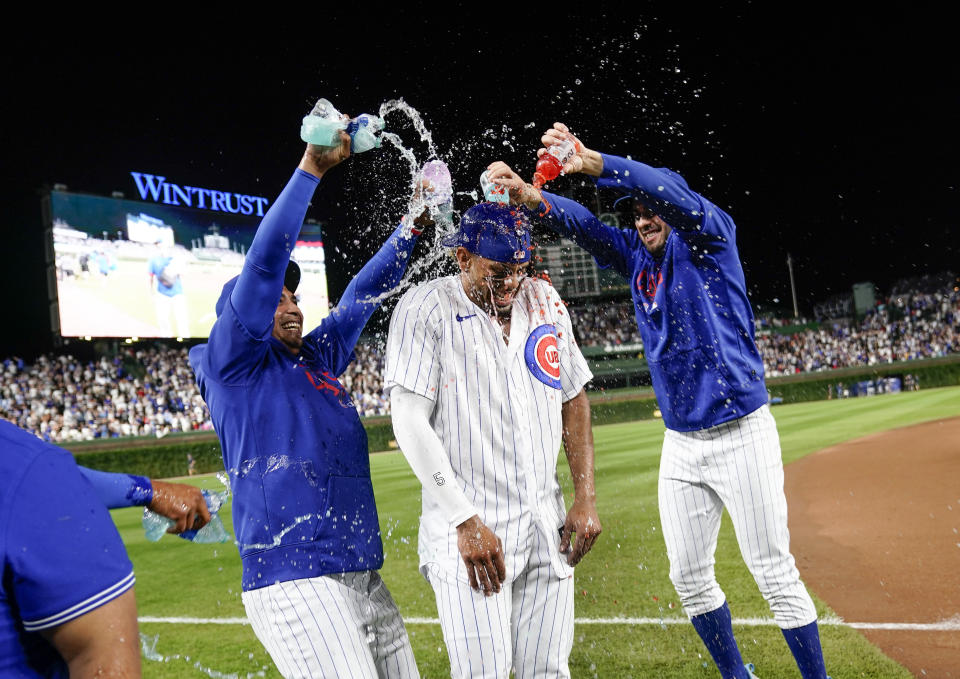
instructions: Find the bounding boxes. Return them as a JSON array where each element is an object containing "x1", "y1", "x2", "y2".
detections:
[
  {"x1": 690, "y1": 602, "x2": 750, "y2": 679},
  {"x1": 782, "y1": 621, "x2": 827, "y2": 679}
]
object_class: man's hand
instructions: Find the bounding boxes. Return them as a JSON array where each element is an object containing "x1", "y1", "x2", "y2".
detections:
[
  {"x1": 456, "y1": 515, "x2": 506, "y2": 596},
  {"x1": 538, "y1": 122, "x2": 604, "y2": 177},
  {"x1": 299, "y1": 128, "x2": 352, "y2": 179},
  {"x1": 409, "y1": 178, "x2": 437, "y2": 230},
  {"x1": 148, "y1": 481, "x2": 212, "y2": 534},
  {"x1": 559, "y1": 498, "x2": 602, "y2": 566},
  {"x1": 485, "y1": 161, "x2": 543, "y2": 211}
]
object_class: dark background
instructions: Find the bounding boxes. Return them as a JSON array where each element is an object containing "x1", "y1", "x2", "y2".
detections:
[{"x1": 4, "y1": 8, "x2": 957, "y2": 357}]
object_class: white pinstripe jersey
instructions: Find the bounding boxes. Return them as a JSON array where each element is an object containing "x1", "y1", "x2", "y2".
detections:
[{"x1": 385, "y1": 274, "x2": 592, "y2": 585}]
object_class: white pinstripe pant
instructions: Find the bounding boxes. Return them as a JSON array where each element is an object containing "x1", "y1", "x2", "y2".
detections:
[
  {"x1": 658, "y1": 404, "x2": 818, "y2": 628},
  {"x1": 242, "y1": 571, "x2": 419, "y2": 679},
  {"x1": 427, "y1": 529, "x2": 574, "y2": 679}
]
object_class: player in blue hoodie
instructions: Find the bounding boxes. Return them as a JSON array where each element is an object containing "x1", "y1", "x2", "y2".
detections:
[
  {"x1": 189, "y1": 128, "x2": 427, "y2": 678},
  {"x1": 486, "y1": 123, "x2": 829, "y2": 679}
]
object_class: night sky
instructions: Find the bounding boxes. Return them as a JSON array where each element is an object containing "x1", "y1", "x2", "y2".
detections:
[{"x1": 5, "y1": 9, "x2": 957, "y2": 357}]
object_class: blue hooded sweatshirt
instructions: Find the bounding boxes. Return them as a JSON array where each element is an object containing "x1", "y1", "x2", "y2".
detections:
[
  {"x1": 190, "y1": 169, "x2": 420, "y2": 590},
  {"x1": 540, "y1": 154, "x2": 767, "y2": 431}
]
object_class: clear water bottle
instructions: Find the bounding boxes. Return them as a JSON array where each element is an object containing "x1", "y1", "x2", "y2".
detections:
[
  {"x1": 301, "y1": 99, "x2": 385, "y2": 153},
  {"x1": 480, "y1": 170, "x2": 509, "y2": 204},
  {"x1": 346, "y1": 113, "x2": 385, "y2": 153},
  {"x1": 142, "y1": 488, "x2": 231, "y2": 543},
  {"x1": 300, "y1": 98, "x2": 348, "y2": 148},
  {"x1": 533, "y1": 138, "x2": 579, "y2": 188},
  {"x1": 419, "y1": 160, "x2": 454, "y2": 228}
]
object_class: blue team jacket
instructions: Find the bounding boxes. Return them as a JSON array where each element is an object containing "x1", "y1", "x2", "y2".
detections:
[
  {"x1": 190, "y1": 169, "x2": 418, "y2": 590},
  {"x1": 541, "y1": 154, "x2": 768, "y2": 431}
]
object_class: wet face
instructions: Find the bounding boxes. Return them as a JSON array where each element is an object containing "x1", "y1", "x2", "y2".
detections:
[
  {"x1": 634, "y1": 202, "x2": 672, "y2": 257},
  {"x1": 456, "y1": 248, "x2": 529, "y2": 317},
  {"x1": 272, "y1": 286, "x2": 304, "y2": 354}
]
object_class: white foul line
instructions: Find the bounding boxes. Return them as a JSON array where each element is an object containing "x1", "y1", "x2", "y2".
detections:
[{"x1": 138, "y1": 615, "x2": 960, "y2": 632}]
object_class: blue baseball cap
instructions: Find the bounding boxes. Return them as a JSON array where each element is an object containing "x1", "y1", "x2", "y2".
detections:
[
  {"x1": 441, "y1": 202, "x2": 532, "y2": 263},
  {"x1": 215, "y1": 260, "x2": 301, "y2": 317},
  {"x1": 613, "y1": 167, "x2": 689, "y2": 209}
]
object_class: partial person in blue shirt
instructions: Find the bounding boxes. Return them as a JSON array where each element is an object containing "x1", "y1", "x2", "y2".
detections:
[
  {"x1": 0, "y1": 419, "x2": 141, "y2": 678},
  {"x1": 487, "y1": 123, "x2": 829, "y2": 679},
  {"x1": 189, "y1": 127, "x2": 427, "y2": 678}
]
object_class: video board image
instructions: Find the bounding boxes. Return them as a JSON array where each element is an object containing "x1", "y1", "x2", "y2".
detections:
[{"x1": 49, "y1": 191, "x2": 329, "y2": 339}]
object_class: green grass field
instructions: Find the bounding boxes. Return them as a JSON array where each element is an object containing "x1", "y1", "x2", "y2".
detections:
[{"x1": 119, "y1": 387, "x2": 960, "y2": 677}]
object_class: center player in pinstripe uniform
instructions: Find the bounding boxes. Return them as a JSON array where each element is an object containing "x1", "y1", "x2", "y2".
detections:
[{"x1": 384, "y1": 202, "x2": 602, "y2": 678}]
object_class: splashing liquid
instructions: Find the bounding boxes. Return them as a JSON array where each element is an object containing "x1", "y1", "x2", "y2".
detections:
[{"x1": 140, "y1": 633, "x2": 267, "y2": 678}]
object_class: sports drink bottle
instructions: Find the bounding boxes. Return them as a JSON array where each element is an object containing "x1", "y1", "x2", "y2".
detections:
[{"x1": 532, "y1": 138, "x2": 579, "y2": 188}]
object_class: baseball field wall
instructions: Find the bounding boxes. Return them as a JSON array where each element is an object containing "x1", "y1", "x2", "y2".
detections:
[{"x1": 64, "y1": 354, "x2": 960, "y2": 478}]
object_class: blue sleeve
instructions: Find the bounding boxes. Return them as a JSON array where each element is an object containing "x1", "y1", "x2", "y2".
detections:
[
  {"x1": 201, "y1": 169, "x2": 320, "y2": 381},
  {"x1": 307, "y1": 220, "x2": 420, "y2": 372},
  {"x1": 538, "y1": 191, "x2": 643, "y2": 280},
  {"x1": 8, "y1": 453, "x2": 134, "y2": 632},
  {"x1": 596, "y1": 154, "x2": 735, "y2": 243},
  {"x1": 77, "y1": 466, "x2": 153, "y2": 509},
  {"x1": 230, "y1": 168, "x2": 320, "y2": 338}
]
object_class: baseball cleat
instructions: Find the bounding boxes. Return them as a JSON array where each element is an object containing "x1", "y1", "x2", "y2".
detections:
[{"x1": 744, "y1": 662, "x2": 759, "y2": 678}]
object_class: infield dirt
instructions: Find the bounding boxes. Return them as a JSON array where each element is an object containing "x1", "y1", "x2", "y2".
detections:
[{"x1": 787, "y1": 416, "x2": 960, "y2": 678}]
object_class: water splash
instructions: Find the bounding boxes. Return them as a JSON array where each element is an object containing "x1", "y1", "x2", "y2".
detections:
[
  {"x1": 140, "y1": 633, "x2": 266, "y2": 678},
  {"x1": 379, "y1": 98, "x2": 439, "y2": 159}
]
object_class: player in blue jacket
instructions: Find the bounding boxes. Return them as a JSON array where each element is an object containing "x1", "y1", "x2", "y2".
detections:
[
  {"x1": 486, "y1": 123, "x2": 829, "y2": 679},
  {"x1": 189, "y1": 128, "x2": 427, "y2": 678},
  {"x1": 0, "y1": 420, "x2": 211, "y2": 678},
  {"x1": 0, "y1": 419, "x2": 141, "y2": 678}
]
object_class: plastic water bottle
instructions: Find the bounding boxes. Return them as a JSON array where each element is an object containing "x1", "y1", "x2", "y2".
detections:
[
  {"x1": 346, "y1": 113, "x2": 385, "y2": 153},
  {"x1": 300, "y1": 98, "x2": 347, "y2": 148},
  {"x1": 480, "y1": 170, "x2": 509, "y2": 204},
  {"x1": 421, "y1": 160, "x2": 452, "y2": 207},
  {"x1": 142, "y1": 489, "x2": 231, "y2": 543},
  {"x1": 419, "y1": 160, "x2": 454, "y2": 228},
  {"x1": 532, "y1": 138, "x2": 579, "y2": 188},
  {"x1": 300, "y1": 99, "x2": 384, "y2": 153}
]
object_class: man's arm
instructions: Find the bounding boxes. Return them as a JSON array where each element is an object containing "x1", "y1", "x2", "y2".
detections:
[
  {"x1": 314, "y1": 181, "x2": 434, "y2": 357},
  {"x1": 39, "y1": 588, "x2": 141, "y2": 679},
  {"x1": 486, "y1": 161, "x2": 639, "y2": 279},
  {"x1": 559, "y1": 389, "x2": 602, "y2": 566},
  {"x1": 77, "y1": 467, "x2": 211, "y2": 533},
  {"x1": 390, "y1": 386, "x2": 506, "y2": 595},
  {"x1": 228, "y1": 136, "x2": 351, "y2": 337},
  {"x1": 540, "y1": 122, "x2": 731, "y2": 238}
]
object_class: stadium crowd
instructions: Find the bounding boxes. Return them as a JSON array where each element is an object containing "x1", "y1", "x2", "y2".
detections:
[
  {"x1": 0, "y1": 348, "x2": 211, "y2": 443},
  {"x1": 2, "y1": 279, "x2": 957, "y2": 443},
  {"x1": 758, "y1": 286, "x2": 959, "y2": 376}
]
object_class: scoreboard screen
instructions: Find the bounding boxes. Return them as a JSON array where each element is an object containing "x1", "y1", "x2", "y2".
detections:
[{"x1": 46, "y1": 188, "x2": 329, "y2": 339}]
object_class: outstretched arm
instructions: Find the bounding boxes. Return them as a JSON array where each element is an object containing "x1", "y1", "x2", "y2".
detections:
[
  {"x1": 322, "y1": 179, "x2": 435, "y2": 353},
  {"x1": 486, "y1": 161, "x2": 640, "y2": 279},
  {"x1": 326, "y1": 217, "x2": 422, "y2": 352},
  {"x1": 229, "y1": 137, "x2": 351, "y2": 336},
  {"x1": 78, "y1": 467, "x2": 211, "y2": 533},
  {"x1": 539, "y1": 122, "x2": 726, "y2": 236}
]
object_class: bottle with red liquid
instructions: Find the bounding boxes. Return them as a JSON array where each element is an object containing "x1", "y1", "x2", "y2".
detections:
[{"x1": 532, "y1": 138, "x2": 580, "y2": 188}]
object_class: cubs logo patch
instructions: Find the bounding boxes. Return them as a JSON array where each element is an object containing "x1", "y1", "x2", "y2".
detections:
[{"x1": 524, "y1": 324, "x2": 561, "y2": 389}]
